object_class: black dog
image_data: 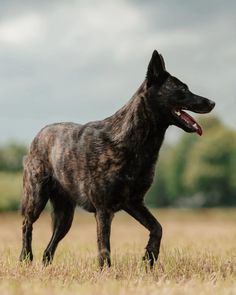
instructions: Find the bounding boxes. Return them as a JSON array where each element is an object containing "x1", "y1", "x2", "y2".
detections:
[{"x1": 20, "y1": 50, "x2": 215, "y2": 267}]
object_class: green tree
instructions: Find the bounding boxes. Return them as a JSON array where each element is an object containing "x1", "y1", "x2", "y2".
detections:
[
  {"x1": 165, "y1": 134, "x2": 198, "y2": 199},
  {"x1": 147, "y1": 115, "x2": 236, "y2": 207},
  {"x1": 182, "y1": 116, "x2": 236, "y2": 206},
  {"x1": 0, "y1": 143, "x2": 27, "y2": 172}
]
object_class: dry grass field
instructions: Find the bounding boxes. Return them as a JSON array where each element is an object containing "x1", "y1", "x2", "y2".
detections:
[{"x1": 0, "y1": 209, "x2": 235, "y2": 295}]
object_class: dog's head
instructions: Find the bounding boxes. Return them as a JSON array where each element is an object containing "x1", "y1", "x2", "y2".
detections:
[{"x1": 145, "y1": 50, "x2": 215, "y2": 135}]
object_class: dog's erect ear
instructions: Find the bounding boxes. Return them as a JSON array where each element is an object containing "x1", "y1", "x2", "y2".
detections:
[{"x1": 146, "y1": 50, "x2": 167, "y2": 87}]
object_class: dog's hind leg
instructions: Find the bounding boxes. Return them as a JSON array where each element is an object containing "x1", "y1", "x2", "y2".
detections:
[
  {"x1": 42, "y1": 191, "x2": 75, "y2": 266},
  {"x1": 124, "y1": 203, "x2": 162, "y2": 267},
  {"x1": 19, "y1": 158, "x2": 49, "y2": 262}
]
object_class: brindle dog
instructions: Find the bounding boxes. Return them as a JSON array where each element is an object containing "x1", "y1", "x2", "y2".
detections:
[{"x1": 20, "y1": 50, "x2": 215, "y2": 268}]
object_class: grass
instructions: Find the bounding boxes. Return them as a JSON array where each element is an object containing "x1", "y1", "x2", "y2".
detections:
[{"x1": 0, "y1": 209, "x2": 235, "y2": 295}]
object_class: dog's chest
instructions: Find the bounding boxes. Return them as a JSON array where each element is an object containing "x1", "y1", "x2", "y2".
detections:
[{"x1": 87, "y1": 151, "x2": 156, "y2": 206}]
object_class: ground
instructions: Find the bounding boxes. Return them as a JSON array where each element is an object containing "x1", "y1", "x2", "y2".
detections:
[{"x1": 0, "y1": 209, "x2": 235, "y2": 295}]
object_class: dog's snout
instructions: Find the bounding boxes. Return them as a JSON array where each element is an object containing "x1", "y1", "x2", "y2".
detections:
[
  {"x1": 207, "y1": 99, "x2": 215, "y2": 110},
  {"x1": 189, "y1": 95, "x2": 215, "y2": 114}
]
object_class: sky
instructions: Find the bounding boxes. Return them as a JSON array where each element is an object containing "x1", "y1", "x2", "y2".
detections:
[{"x1": 0, "y1": 0, "x2": 235, "y2": 144}]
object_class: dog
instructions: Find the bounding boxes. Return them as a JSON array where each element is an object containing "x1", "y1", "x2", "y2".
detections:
[{"x1": 19, "y1": 50, "x2": 215, "y2": 268}]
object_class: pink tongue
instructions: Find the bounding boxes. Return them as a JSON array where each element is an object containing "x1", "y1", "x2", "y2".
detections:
[{"x1": 180, "y1": 110, "x2": 202, "y2": 136}]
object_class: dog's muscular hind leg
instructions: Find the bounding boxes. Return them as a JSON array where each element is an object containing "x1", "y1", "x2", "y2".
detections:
[
  {"x1": 19, "y1": 160, "x2": 49, "y2": 262},
  {"x1": 42, "y1": 195, "x2": 75, "y2": 266},
  {"x1": 20, "y1": 199, "x2": 48, "y2": 262}
]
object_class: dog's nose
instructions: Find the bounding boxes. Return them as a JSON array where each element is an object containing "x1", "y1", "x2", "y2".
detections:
[{"x1": 208, "y1": 100, "x2": 215, "y2": 109}]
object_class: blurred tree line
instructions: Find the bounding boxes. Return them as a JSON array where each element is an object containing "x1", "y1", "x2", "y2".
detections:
[
  {"x1": 0, "y1": 116, "x2": 235, "y2": 210},
  {"x1": 0, "y1": 143, "x2": 27, "y2": 172},
  {"x1": 147, "y1": 116, "x2": 236, "y2": 207},
  {"x1": 0, "y1": 142, "x2": 27, "y2": 211}
]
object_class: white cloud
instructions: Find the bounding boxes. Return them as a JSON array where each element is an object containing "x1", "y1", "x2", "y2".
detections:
[
  {"x1": 0, "y1": 0, "x2": 235, "y2": 143},
  {"x1": 37, "y1": 1, "x2": 148, "y2": 64},
  {"x1": 0, "y1": 13, "x2": 44, "y2": 45}
]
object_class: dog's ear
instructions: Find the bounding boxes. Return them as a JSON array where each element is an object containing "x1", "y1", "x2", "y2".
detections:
[{"x1": 146, "y1": 50, "x2": 167, "y2": 87}]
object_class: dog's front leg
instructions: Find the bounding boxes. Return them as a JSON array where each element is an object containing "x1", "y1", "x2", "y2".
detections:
[
  {"x1": 95, "y1": 210, "x2": 114, "y2": 268},
  {"x1": 124, "y1": 203, "x2": 162, "y2": 267}
]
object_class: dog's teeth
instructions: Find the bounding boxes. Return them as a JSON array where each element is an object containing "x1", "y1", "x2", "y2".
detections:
[
  {"x1": 193, "y1": 123, "x2": 198, "y2": 129},
  {"x1": 175, "y1": 111, "x2": 181, "y2": 116}
]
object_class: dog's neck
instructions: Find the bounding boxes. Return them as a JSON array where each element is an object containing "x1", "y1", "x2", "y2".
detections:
[{"x1": 108, "y1": 81, "x2": 168, "y2": 152}]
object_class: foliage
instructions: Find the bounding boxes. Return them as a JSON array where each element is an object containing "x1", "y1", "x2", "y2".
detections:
[
  {"x1": 183, "y1": 127, "x2": 236, "y2": 206},
  {"x1": 146, "y1": 116, "x2": 236, "y2": 207},
  {"x1": 0, "y1": 143, "x2": 27, "y2": 172},
  {"x1": 0, "y1": 172, "x2": 22, "y2": 211}
]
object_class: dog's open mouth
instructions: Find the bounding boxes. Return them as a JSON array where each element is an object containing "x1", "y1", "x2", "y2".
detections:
[{"x1": 172, "y1": 109, "x2": 202, "y2": 136}]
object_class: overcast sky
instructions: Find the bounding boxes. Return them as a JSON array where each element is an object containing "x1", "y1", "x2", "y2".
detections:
[{"x1": 0, "y1": 0, "x2": 235, "y2": 144}]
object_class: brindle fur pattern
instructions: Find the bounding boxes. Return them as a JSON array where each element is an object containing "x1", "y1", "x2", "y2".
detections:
[{"x1": 20, "y1": 50, "x2": 215, "y2": 267}]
